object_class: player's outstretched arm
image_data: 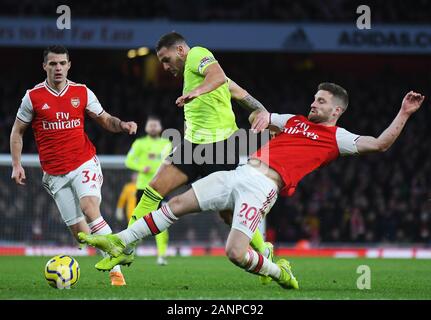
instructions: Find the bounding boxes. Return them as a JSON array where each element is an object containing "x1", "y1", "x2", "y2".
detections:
[
  {"x1": 89, "y1": 111, "x2": 137, "y2": 135},
  {"x1": 356, "y1": 91, "x2": 425, "y2": 154},
  {"x1": 229, "y1": 80, "x2": 268, "y2": 113},
  {"x1": 176, "y1": 63, "x2": 226, "y2": 107},
  {"x1": 10, "y1": 118, "x2": 29, "y2": 185},
  {"x1": 229, "y1": 80, "x2": 274, "y2": 133}
]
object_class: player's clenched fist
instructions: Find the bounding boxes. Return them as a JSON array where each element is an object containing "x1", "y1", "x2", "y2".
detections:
[
  {"x1": 250, "y1": 110, "x2": 270, "y2": 133},
  {"x1": 121, "y1": 121, "x2": 138, "y2": 135},
  {"x1": 401, "y1": 91, "x2": 425, "y2": 116},
  {"x1": 11, "y1": 165, "x2": 26, "y2": 185}
]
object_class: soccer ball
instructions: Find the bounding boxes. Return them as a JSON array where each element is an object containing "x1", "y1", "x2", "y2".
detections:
[{"x1": 44, "y1": 255, "x2": 80, "y2": 289}]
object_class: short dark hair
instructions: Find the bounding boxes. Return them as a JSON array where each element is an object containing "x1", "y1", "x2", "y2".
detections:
[
  {"x1": 156, "y1": 32, "x2": 186, "y2": 52},
  {"x1": 318, "y1": 82, "x2": 349, "y2": 110},
  {"x1": 43, "y1": 45, "x2": 69, "y2": 63},
  {"x1": 147, "y1": 114, "x2": 161, "y2": 123}
]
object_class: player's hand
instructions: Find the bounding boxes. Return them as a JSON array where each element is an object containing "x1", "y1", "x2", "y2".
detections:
[
  {"x1": 121, "y1": 121, "x2": 138, "y2": 135},
  {"x1": 250, "y1": 110, "x2": 270, "y2": 133},
  {"x1": 115, "y1": 208, "x2": 124, "y2": 221},
  {"x1": 176, "y1": 90, "x2": 201, "y2": 107},
  {"x1": 401, "y1": 91, "x2": 425, "y2": 116},
  {"x1": 11, "y1": 165, "x2": 26, "y2": 185}
]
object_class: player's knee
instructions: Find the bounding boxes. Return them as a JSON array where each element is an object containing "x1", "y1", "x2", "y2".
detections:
[
  {"x1": 225, "y1": 245, "x2": 246, "y2": 265},
  {"x1": 219, "y1": 210, "x2": 233, "y2": 226},
  {"x1": 149, "y1": 164, "x2": 188, "y2": 196}
]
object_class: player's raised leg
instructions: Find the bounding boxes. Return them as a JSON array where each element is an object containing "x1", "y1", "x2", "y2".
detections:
[
  {"x1": 78, "y1": 187, "x2": 200, "y2": 258},
  {"x1": 95, "y1": 162, "x2": 188, "y2": 271},
  {"x1": 79, "y1": 170, "x2": 233, "y2": 258}
]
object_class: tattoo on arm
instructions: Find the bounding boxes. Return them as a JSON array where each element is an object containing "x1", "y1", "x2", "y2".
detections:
[
  {"x1": 236, "y1": 94, "x2": 267, "y2": 112},
  {"x1": 107, "y1": 116, "x2": 123, "y2": 132}
]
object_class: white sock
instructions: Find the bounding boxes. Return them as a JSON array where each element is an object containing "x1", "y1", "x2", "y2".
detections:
[
  {"x1": 240, "y1": 248, "x2": 281, "y2": 279},
  {"x1": 88, "y1": 217, "x2": 121, "y2": 273},
  {"x1": 118, "y1": 204, "x2": 178, "y2": 245}
]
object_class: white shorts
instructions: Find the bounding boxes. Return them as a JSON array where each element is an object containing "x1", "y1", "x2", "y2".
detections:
[
  {"x1": 192, "y1": 164, "x2": 278, "y2": 239},
  {"x1": 42, "y1": 156, "x2": 103, "y2": 226}
]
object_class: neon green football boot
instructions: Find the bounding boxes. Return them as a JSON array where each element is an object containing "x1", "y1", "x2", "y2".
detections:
[
  {"x1": 95, "y1": 253, "x2": 135, "y2": 272},
  {"x1": 78, "y1": 232, "x2": 125, "y2": 258},
  {"x1": 275, "y1": 259, "x2": 299, "y2": 290},
  {"x1": 259, "y1": 242, "x2": 274, "y2": 285}
]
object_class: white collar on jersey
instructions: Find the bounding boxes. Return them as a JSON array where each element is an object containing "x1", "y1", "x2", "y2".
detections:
[{"x1": 44, "y1": 79, "x2": 70, "y2": 97}]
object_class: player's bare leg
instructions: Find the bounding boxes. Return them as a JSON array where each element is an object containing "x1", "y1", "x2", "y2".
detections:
[
  {"x1": 80, "y1": 196, "x2": 126, "y2": 286},
  {"x1": 78, "y1": 189, "x2": 200, "y2": 258},
  {"x1": 121, "y1": 188, "x2": 201, "y2": 242},
  {"x1": 225, "y1": 229, "x2": 298, "y2": 289},
  {"x1": 150, "y1": 162, "x2": 189, "y2": 197},
  {"x1": 69, "y1": 220, "x2": 91, "y2": 243},
  {"x1": 219, "y1": 210, "x2": 272, "y2": 263},
  {"x1": 94, "y1": 163, "x2": 189, "y2": 271},
  {"x1": 225, "y1": 229, "x2": 250, "y2": 264}
]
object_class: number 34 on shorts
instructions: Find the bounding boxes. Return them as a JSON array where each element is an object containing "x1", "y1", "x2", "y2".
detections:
[{"x1": 81, "y1": 169, "x2": 103, "y2": 185}]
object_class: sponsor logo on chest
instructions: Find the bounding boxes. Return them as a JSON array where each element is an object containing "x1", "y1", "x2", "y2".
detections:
[
  {"x1": 41, "y1": 111, "x2": 81, "y2": 130},
  {"x1": 283, "y1": 120, "x2": 320, "y2": 140}
]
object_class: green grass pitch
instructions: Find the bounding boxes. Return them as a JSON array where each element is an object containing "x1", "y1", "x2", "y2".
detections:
[{"x1": 1, "y1": 256, "x2": 430, "y2": 299}]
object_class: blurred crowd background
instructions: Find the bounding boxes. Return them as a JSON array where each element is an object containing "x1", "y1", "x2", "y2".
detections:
[
  {"x1": 1, "y1": 0, "x2": 430, "y2": 246},
  {"x1": 2, "y1": 0, "x2": 431, "y2": 23}
]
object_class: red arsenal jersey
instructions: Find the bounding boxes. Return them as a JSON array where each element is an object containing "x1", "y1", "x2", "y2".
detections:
[
  {"x1": 252, "y1": 114, "x2": 360, "y2": 196},
  {"x1": 16, "y1": 80, "x2": 104, "y2": 175}
]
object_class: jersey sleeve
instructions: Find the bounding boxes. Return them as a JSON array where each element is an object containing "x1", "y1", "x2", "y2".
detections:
[
  {"x1": 188, "y1": 47, "x2": 218, "y2": 75},
  {"x1": 16, "y1": 91, "x2": 34, "y2": 123},
  {"x1": 336, "y1": 128, "x2": 361, "y2": 156},
  {"x1": 270, "y1": 113, "x2": 295, "y2": 129},
  {"x1": 85, "y1": 87, "x2": 104, "y2": 116}
]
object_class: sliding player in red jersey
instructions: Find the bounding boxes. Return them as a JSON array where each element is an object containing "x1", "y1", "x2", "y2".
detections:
[
  {"x1": 10, "y1": 45, "x2": 137, "y2": 286},
  {"x1": 79, "y1": 83, "x2": 425, "y2": 289}
]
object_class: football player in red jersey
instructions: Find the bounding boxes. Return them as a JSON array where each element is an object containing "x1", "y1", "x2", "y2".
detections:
[
  {"x1": 10, "y1": 45, "x2": 137, "y2": 286},
  {"x1": 79, "y1": 83, "x2": 425, "y2": 289}
]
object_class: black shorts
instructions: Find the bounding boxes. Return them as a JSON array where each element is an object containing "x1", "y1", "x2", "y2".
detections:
[{"x1": 167, "y1": 129, "x2": 268, "y2": 183}]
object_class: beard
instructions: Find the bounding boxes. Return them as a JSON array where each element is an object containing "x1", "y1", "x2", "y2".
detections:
[
  {"x1": 308, "y1": 111, "x2": 330, "y2": 124},
  {"x1": 308, "y1": 111, "x2": 320, "y2": 123}
]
